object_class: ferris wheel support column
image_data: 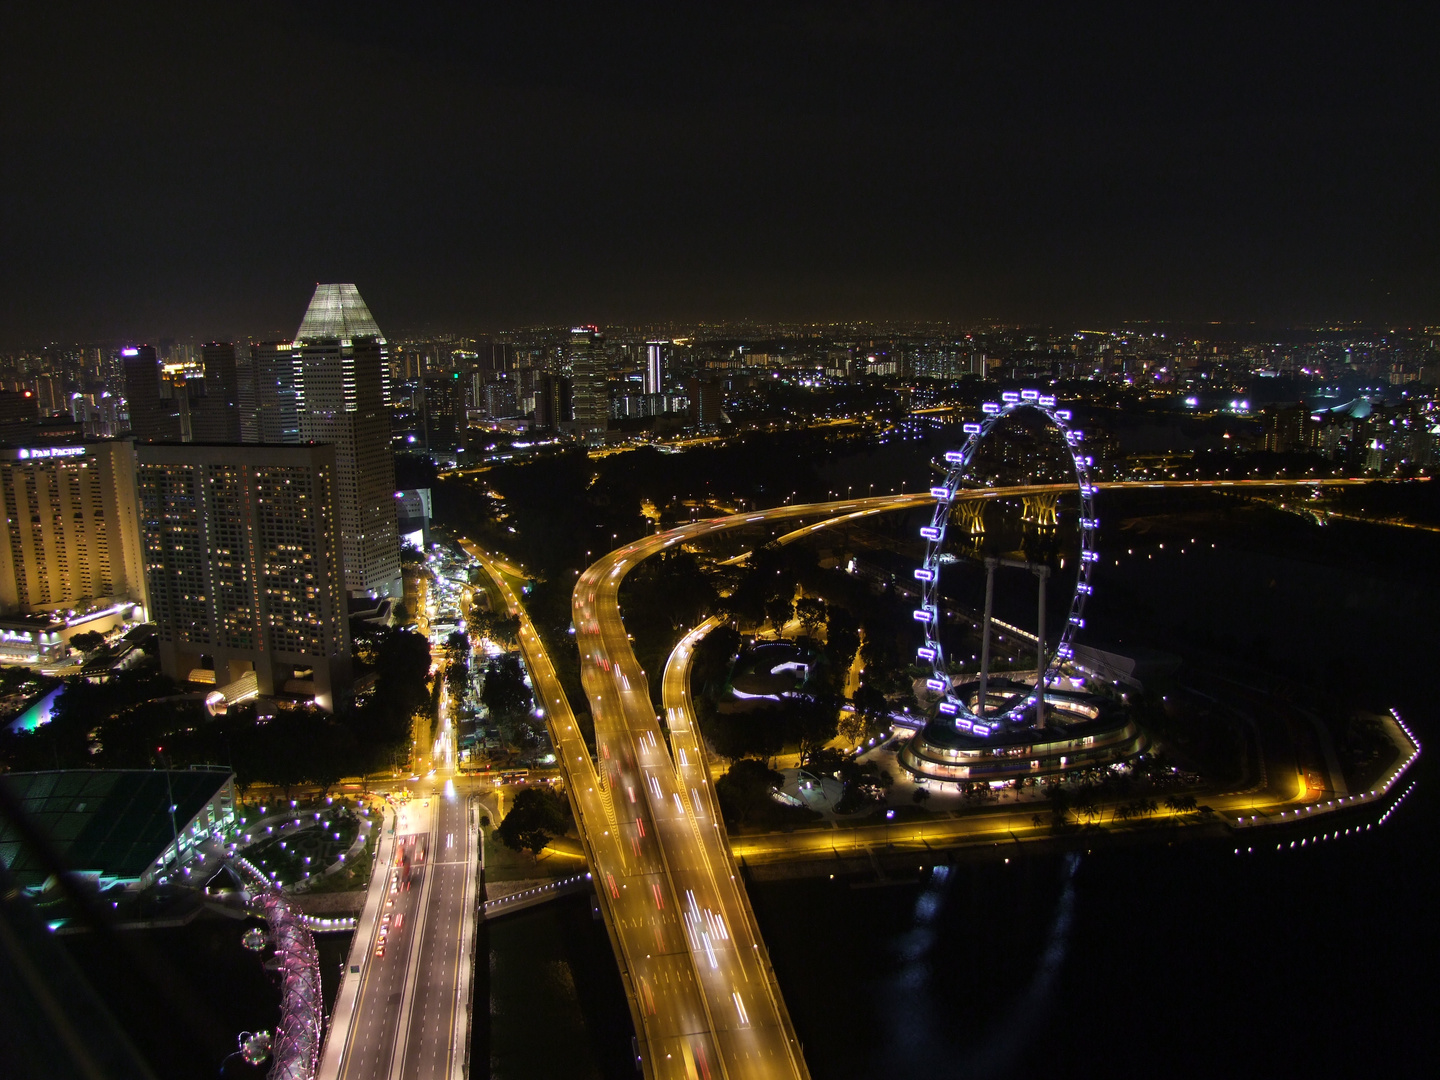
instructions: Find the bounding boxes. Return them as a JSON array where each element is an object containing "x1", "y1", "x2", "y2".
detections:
[
  {"x1": 1034, "y1": 565, "x2": 1049, "y2": 730},
  {"x1": 977, "y1": 557, "x2": 997, "y2": 718}
]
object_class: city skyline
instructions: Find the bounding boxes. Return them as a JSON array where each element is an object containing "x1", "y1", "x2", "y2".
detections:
[
  {"x1": 3, "y1": 4, "x2": 1438, "y2": 342},
  {"x1": 0, "y1": 7, "x2": 1435, "y2": 1079},
  {"x1": 9, "y1": 309, "x2": 1440, "y2": 355}
]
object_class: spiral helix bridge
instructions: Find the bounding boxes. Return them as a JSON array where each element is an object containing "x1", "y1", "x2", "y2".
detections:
[{"x1": 234, "y1": 855, "x2": 325, "y2": 1080}]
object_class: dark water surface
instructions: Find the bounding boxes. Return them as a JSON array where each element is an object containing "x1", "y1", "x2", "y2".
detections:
[
  {"x1": 754, "y1": 781, "x2": 1433, "y2": 1078},
  {"x1": 477, "y1": 892, "x2": 633, "y2": 1080},
  {"x1": 471, "y1": 784, "x2": 1435, "y2": 1080},
  {"x1": 57, "y1": 915, "x2": 350, "y2": 1078}
]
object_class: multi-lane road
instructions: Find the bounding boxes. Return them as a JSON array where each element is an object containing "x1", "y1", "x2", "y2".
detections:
[
  {"x1": 320, "y1": 679, "x2": 479, "y2": 1080},
  {"x1": 321, "y1": 808, "x2": 427, "y2": 1080},
  {"x1": 474, "y1": 536, "x2": 812, "y2": 1079},
  {"x1": 397, "y1": 777, "x2": 477, "y2": 1080}
]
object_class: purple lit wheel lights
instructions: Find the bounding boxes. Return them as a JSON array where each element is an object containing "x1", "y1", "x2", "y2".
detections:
[{"x1": 915, "y1": 395, "x2": 1097, "y2": 727}]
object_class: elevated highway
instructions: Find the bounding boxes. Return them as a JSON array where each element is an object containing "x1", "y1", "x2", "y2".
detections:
[
  {"x1": 468, "y1": 543, "x2": 726, "y2": 1080},
  {"x1": 576, "y1": 522, "x2": 823, "y2": 1080},
  {"x1": 469, "y1": 477, "x2": 1380, "y2": 1079}
]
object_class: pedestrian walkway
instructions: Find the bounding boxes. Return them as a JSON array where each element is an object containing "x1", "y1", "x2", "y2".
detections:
[
  {"x1": 482, "y1": 873, "x2": 594, "y2": 919},
  {"x1": 315, "y1": 804, "x2": 396, "y2": 1080}
]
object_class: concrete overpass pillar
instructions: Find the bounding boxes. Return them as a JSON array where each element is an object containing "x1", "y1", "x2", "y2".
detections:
[
  {"x1": 1034, "y1": 565, "x2": 1050, "y2": 729},
  {"x1": 977, "y1": 557, "x2": 996, "y2": 718}
]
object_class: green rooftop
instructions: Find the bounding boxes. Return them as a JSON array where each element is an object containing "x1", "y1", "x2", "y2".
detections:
[{"x1": 0, "y1": 769, "x2": 234, "y2": 892}]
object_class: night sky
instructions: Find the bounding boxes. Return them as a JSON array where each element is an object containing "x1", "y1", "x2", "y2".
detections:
[{"x1": 3, "y1": 3, "x2": 1437, "y2": 340}]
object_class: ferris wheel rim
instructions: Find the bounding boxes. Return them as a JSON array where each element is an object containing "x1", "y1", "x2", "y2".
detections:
[{"x1": 913, "y1": 392, "x2": 1097, "y2": 734}]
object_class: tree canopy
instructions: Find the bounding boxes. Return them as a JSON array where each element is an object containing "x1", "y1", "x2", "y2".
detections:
[
  {"x1": 481, "y1": 653, "x2": 531, "y2": 723},
  {"x1": 714, "y1": 758, "x2": 820, "y2": 830},
  {"x1": 495, "y1": 786, "x2": 570, "y2": 857},
  {"x1": 70, "y1": 630, "x2": 107, "y2": 654},
  {"x1": 471, "y1": 610, "x2": 520, "y2": 648},
  {"x1": 444, "y1": 630, "x2": 470, "y2": 666}
]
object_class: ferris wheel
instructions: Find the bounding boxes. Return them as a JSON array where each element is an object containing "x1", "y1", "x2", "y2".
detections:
[{"x1": 912, "y1": 390, "x2": 1098, "y2": 734}]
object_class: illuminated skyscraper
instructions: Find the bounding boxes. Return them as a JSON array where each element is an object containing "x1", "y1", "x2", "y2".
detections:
[
  {"x1": 569, "y1": 326, "x2": 608, "y2": 442},
  {"x1": 136, "y1": 442, "x2": 351, "y2": 711},
  {"x1": 422, "y1": 372, "x2": 469, "y2": 447},
  {"x1": 293, "y1": 284, "x2": 400, "y2": 598},
  {"x1": 479, "y1": 375, "x2": 516, "y2": 421},
  {"x1": 0, "y1": 441, "x2": 147, "y2": 617},
  {"x1": 644, "y1": 341, "x2": 665, "y2": 395},
  {"x1": 241, "y1": 341, "x2": 301, "y2": 444}
]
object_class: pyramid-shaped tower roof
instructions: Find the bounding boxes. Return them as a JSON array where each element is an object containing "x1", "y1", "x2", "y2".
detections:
[{"x1": 295, "y1": 283, "x2": 384, "y2": 342}]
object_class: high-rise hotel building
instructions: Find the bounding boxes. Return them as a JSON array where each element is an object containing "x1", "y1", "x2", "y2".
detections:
[
  {"x1": 0, "y1": 440, "x2": 147, "y2": 622},
  {"x1": 135, "y1": 443, "x2": 352, "y2": 711},
  {"x1": 0, "y1": 440, "x2": 147, "y2": 618},
  {"x1": 0, "y1": 440, "x2": 146, "y2": 664},
  {"x1": 293, "y1": 285, "x2": 401, "y2": 599}
]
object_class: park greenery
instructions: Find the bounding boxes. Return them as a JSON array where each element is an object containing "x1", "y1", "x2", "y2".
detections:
[
  {"x1": 702, "y1": 692, "x2": 843, "y2": 765},
  {"x1": 495, "y1": 785, "x2": 571, "y2": 858},
  {"x1": 0, "y1": 666, "x2": 60, "y2": 726},
  {"x1": 69, "y1": 630, "x2": 108, "y2": 654},
  {"x1": 469, "y1": 610, "x2": 520, "y2": 648},
  {"x1": 238, "y1": 801, "x2": 363, "y2": 887},
  {"x1": 443, "y1": 629, "x2": 472, "y2": 700},
  {"x1": 618, "y1": 549, "x2": 719, "y2": 708},
  {"x1": 717, "y1": 541, "x2": 914, "y2": 697},
  {"x1": 682, "y1": 543, "x2": 909, "y2": 769},
  {"x1": 713, "y1": 759, "x2": 819, "y2": 830}
]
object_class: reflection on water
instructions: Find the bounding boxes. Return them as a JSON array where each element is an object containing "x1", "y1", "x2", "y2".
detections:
[
  {"x1": 870, "y1": 854, "x2": 1078, "y2": 1079},
  {"x1": 959, "y1": 853, "x2": 1076, "y2": 1078}
]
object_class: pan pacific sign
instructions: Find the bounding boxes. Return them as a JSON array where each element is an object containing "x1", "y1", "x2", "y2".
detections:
[{"x1": 17, "y1": 446, "x2": 86, "y2": 460}]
